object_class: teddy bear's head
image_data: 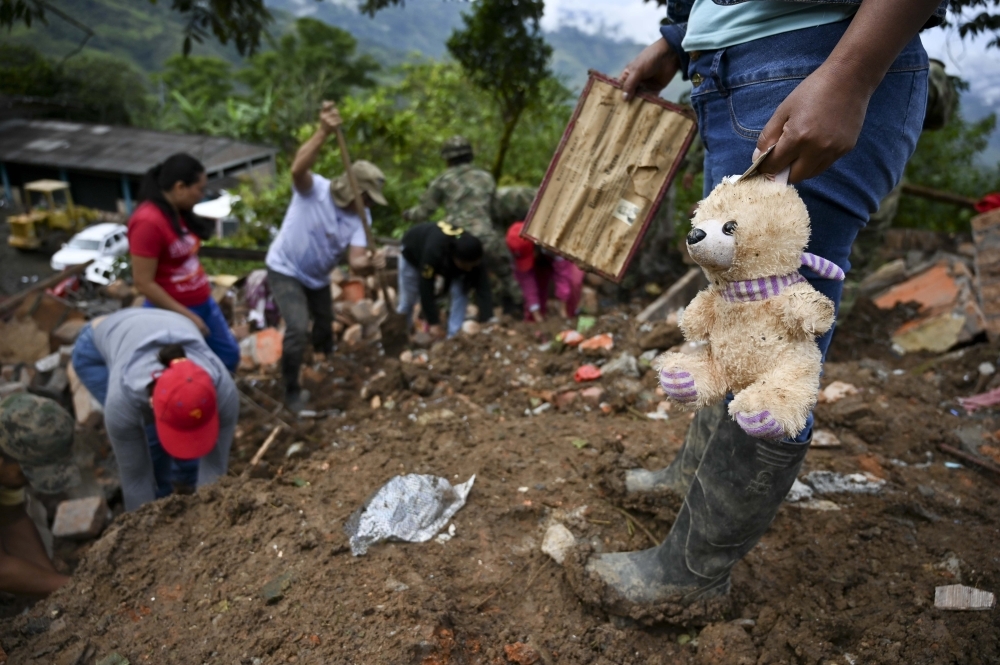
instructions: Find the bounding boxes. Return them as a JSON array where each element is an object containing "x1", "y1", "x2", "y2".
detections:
[{"x1": 685, "y1": 177, "x2": 809, "y2": 283}]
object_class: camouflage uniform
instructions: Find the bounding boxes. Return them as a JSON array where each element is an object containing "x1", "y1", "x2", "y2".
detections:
[
  {"x1": 492, "y1": 185, "x2": 538, "y2": 233},
  {"x1": 0, "y1": 393, "x2": 79, "y2": 494},
  {"x1": 406, "y1": 139, "x2": 518, "y2": 309},
  {"x1": 853, "y1": 59, "x2": 956, "y2": 272}
]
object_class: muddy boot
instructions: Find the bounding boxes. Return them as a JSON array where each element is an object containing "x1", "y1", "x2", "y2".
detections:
[
  {"x1": 576, "y1": 416, "x2": 808, "y2": 624},
  {"x1": 285, "y1": 389, "x2": 311, "y2": 415},
  {"x1": 625, "y1": 402, "x2": 725, "y2": 495}
]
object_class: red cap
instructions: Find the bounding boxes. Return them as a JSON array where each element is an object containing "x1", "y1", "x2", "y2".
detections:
[
  {"x1": 506, "y1": 221, "x2": 535, "y2": 273},
  {"x1": 151, "y1": 358, "x2": 219, "y2": 460}
]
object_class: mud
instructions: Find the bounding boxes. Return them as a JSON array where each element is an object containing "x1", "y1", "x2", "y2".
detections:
[{"x1": 3, "y1": 303, "x2": 1000, "y2": 665}]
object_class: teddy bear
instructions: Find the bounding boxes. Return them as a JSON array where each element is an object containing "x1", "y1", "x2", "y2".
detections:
[{"x1": 654, "y1": 174, "x2": 844, "y2": 441}]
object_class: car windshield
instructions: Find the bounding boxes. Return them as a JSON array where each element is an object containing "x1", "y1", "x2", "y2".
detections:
[{"x1": 68, "y1": 239, "x2": 101, "y2": 251}]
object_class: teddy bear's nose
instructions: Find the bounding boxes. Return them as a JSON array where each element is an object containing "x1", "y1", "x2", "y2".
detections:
[{"x1": 686, "y1": 228, "x2": 707, "y2": 245}]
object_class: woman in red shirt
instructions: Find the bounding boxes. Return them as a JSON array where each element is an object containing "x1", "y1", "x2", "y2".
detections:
[{"x1": 129, "y1": 153, "x2": 239, "y2": 372}]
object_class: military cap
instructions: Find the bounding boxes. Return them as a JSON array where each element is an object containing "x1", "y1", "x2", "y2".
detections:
[
  {"x1": 441, "y1": 136, "x2": 473, "y2": 161},
  {"x1": 0, "y1": 393, "x2": 80, "y2": 494}
]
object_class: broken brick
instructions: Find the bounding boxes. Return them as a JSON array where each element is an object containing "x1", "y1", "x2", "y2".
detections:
[{"x1": 52, "y1": 496, "x2": 108, "y2": 540}]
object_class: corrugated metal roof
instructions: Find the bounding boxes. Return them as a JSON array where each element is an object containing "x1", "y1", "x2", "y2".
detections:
[{"x1": 0, "y1": 119, "x2": 276, "y2": 176}]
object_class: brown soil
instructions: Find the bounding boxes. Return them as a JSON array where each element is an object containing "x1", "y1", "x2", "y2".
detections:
[{"x1": 4, "y1": 302, "x2": 1000, "y2": 665}]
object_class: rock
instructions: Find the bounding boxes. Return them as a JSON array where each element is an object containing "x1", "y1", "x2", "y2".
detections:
[
  {"x1": 934, "y1": 584, "x2": 996, "y2": 611},
  {"x1": 785, "y1": 479, "x2": 814, "y2": 503},
  {"x1": 971, "y1": 208, "x2": 1000, "y2": 341},
  {"x1": 601, "y1": 352, "x2": 640, "y2": 379},
  {"x1": 830, "y1": 400, "x2": 874, "y2": 423},
  {"x1": 541, "y1": 523, "x2": 576, "y2": 564},
  {"x1": 696, "y1": 622, "x2": 757, "y2": 665},
  {"x1": 370, "y1": 395, "x2": 382, "y2": 409},
  {"x1": 461, "y1": 320, "x2": 481, "y2": 335},
  {"x1": 637, "y1": 267, "x2": 710, "y2": 323},
  {"x1": 803, "y1": 470, "x2": 885, "y2": 495},
  {"x1": 979, "y1": 362, "x2": 996, "y2": 376},
  {"x1": 416, "y1": 409, "x2": 455, "y2": 426},
  {"x1": 52, "y1": 319, "x2": 87, "y2": 346},
  {"x1": 330, "y1": 282, "x2": 343, "y2": 302},
  {"x1": 580, "y1": 386, "x2": 605, "y2": 406},
  {"x1": 67, "y1": 363, "x2": 103, "y2": 427},
  {"x1": 811, "y1": 429, "x2": 841, "y2": 447},
  {"x1": 0, "y1": 382, "x2": 26, "y2": 398},
  {"x1": 350, "y1": 299, "x2": 379, "y2": 326},
  {"x1": 554, "y1": 391, "x2": 578, "y2": 410},
  {"x1": 858, "y1": 258, "x2": 907, "y2": 296},
  {"x1": 52, "y1": 496, "x2": 108, "y2": 540},
  {"x1": 35, "y1": 351, "x2": 61, "y2": 373},
  {"x1": 817, "y1": 381, "x2": 858, "y2": 404},
  {"x1": 639, "y1": 322, "x2": 684, "y2": 351},
  {"x1": 892, "y1": 312, "x2": 968, "y2": 354},
  {"x1": 285, "y1": 442, "x2": 305, "y2": 459},
  {"x1": 342, "y1": 324, "x2": 363, "y2": 345},
  {"x1": 503, "y1": 642, "x2": 541, "y2": 665},
  {"x1": 261, "y1": 571, "x2": 294, "y2": 604},
  {"x1": 0, "y1": 316, "x2": 49, "y2": 365},
  {"x1": 96, "y1": 653, "x2": 129, "y2": 665}
]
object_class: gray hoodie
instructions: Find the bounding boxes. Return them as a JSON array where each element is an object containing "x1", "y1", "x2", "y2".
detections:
[{"x1": 92, "y1": 308, "x2": 238, "y2": 511}]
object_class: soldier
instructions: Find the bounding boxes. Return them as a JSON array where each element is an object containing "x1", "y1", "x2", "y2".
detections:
[
  {"x1": 0, "y1": 393, "x2": 80, "y2": 595},
  {"x1": 404, "y1": 137, "x2": 516, "y2": 313}
]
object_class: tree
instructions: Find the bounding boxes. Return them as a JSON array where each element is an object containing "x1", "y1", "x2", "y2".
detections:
[
  {"x1": 1, "y1": 0, "x2": 271, "y2": 55},
  {"x1": 0, "y1": 43, "x2": 151, "y2": 124},
  {"x1": 446, "y1": 0, "x2": 552, "y2": 180},
  {"x1": 156, "y1": 54, "x2": 233, "y2": 108}
]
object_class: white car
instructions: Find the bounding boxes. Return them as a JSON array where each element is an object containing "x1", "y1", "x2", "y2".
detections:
[{"x1": 50, "y1": 223, "x2": 129, "y2": 271}]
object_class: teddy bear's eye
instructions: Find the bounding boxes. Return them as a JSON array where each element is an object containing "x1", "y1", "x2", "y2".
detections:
[{"x1": 722, "y1": 220, "x2": 738, "y2": 236}]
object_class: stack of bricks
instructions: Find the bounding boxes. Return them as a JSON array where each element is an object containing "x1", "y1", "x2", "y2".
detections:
[{"x1": 972, "y1": 208, "x2": 1000, "y2": 341}]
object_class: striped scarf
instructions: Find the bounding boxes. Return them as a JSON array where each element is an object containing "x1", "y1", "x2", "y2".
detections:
[{"x1": 718, "y1": 253, "x2": 844, "y2": 303}]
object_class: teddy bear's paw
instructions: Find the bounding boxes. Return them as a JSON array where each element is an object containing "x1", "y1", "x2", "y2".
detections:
[
  {"x1": 734, "y1": 410, "x2": 786, "y2": 440},
  {"x1": 659, "y1": 368, "x2": 699, "y2": 403}
]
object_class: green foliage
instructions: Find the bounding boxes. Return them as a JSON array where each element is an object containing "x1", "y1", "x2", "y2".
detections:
[
  {"x1": 952, "y1": 0, "x2": 1000, "y2": 48},
  {"x1": 156, "y1": 55, "x2": 233, "y2": 107},
  {"x1": 896, "y1": 107, "x2": 1000, "y2": 233},
  {"x1": 0, "y1": 43, "x2": 151, "y2": 124},
  {"x1": 446, "y1": 0, "x2": 552, "y2": 179}
]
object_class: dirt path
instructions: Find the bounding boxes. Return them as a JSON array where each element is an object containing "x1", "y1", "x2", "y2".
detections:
[{"x1": 3, "y1": 312, "x2": 999, "y2": 665}]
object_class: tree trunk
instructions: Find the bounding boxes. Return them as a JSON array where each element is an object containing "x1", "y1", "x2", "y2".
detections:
[{"x1": 492, "y1": 105, "x2": 524, "y2": 182}]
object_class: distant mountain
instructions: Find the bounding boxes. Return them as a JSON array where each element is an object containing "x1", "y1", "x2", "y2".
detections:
[{"x1": 266, "y1": 0, "x2": 645, "y2": 91}]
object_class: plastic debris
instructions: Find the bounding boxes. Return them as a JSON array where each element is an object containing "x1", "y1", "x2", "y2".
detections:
[
  {"x1": 979, "y1": 362, "x2": 996, "y2": 376},
  {"x1": 344, "y1": 474, "x2": 475, "y2": 556},
  {"x1": 934, "y1": 585, "x2": 996, "y2": 611},
  {"x1": 579, "y1": 333, "x2": 614, "y2": 352},
  {"x1": 601, "y1": 352, "x2": 640, "y2": 379},
  {"x1": 574, "y1": 364, "x2": 602, "y2": 382},
  {"x1": 803, "y1": 470, "x2": 885, "y2": 495},
  {"x1": 576, "y1": 316, "x2": 596, "y2": 334},
  {"x1": 958, "y1": 387, "x2": 1000, "y2": 413}
]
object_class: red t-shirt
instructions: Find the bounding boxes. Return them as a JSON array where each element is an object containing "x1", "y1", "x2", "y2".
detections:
[{"x1": 128, "y1": 201, "x2": 211, "y2": 306}]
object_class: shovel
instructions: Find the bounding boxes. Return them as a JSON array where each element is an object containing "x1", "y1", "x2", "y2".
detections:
[{"x1": 330, "y1": 112, "x2": 409, "y2": 358}]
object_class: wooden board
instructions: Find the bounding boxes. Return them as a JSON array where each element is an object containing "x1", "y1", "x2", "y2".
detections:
[
  {"x1": 522, "y1": 71, "x2": 697, "y2": 282},
  {"x1": 972, "y1": 208, "x2": 1000, "y2": 341}
]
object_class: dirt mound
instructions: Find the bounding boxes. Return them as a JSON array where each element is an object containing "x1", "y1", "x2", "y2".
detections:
[{"x1": 3, "y1": 317, "x2": 1000, "y2": 665}]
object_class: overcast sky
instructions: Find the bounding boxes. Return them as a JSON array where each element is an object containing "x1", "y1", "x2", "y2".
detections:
[{"x1": 541, "y1": 0, "x2": 1000, "y2": 109}]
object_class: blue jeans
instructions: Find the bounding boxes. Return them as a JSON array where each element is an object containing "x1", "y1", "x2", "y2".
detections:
[
  {"x1": 72, "y1": 323, "x2": 199, "y2": 497},
  {"x1": 397, "y1": 256, "x2": 468, "y2": 338},
  {"x1": 143, "y1": 297, "x2": 240, "y2": 373},
  {"x1": 689, "y1": 20, "x2": 927, "y2": 441}
]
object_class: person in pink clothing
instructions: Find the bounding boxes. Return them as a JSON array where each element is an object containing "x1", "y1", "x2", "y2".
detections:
[{"x1": 506, "y1": 221, "x2": 584, "y2": 321}]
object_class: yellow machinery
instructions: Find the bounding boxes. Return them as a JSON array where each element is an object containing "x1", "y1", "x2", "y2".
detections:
[{"x1": 7, "y1": 180, "x2": 100, "y2": 250}]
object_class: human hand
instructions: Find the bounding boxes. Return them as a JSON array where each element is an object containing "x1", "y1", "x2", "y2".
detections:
[
  {"x1": 428, "y1": 324, "x2": 446, "y2": 339},
  {"x1": 319, "y1": 100, "x2": 342, "y2": 135},
  {"x1": 189, "y1": 313, "x2": 211, "y2": 337},
  {"x1": 371, "y1": 248, "x2": 387, "y2": 271},
  {"x1": 620, "y1": 38, "x2": 681, "y2": 102},
  {"x1": 755, "y1": 64, "x2": 870, "y2": 184}
]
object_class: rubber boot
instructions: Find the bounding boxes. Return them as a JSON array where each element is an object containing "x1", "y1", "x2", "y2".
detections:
[
  {"x1": 582, "y1": 415, "x2": 809, "y2": 622},
  {"x1": 624, "y1": 402, "x2": 725, "y2": 495}
]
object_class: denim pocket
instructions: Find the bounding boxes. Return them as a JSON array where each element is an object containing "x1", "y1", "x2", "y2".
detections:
[{"x1": 726, "y1": 78, "x2": 803, "y2": 140}]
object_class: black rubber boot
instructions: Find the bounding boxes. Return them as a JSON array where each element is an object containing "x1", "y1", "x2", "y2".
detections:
[
  {"x1": 578, "y1": 415, "x2": 809, "y2": 624},
  {"x1": 624, "y1": 403, "x2": 725, "y2": 495}
]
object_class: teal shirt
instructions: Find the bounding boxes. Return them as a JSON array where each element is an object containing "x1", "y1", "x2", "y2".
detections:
[{"x1": 682, "y1": 0, "x2": 857, "y2": 51}]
